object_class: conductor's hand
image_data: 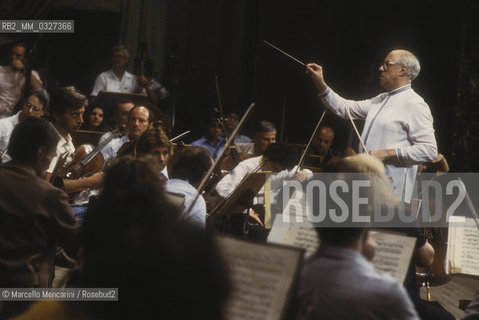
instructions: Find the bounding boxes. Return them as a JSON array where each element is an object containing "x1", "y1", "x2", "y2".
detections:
[
  {"x1": 306, "y1": 63, "x2": 328, "y2": 94},
  {"x1": 293, "y1": 170, "x2": 308, "y2": 183}
]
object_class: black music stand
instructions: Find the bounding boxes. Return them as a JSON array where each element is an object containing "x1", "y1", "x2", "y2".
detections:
[{"x1": 207, "y1": 171, "x2": 270, "y2": 238}]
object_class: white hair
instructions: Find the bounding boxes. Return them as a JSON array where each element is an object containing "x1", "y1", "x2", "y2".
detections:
[{"x1": 397, "y1": 52, "x2": 421, "y2": 81}]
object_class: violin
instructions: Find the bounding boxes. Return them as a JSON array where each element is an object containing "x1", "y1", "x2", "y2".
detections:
[
  {"x1": 58, "y1": 126, "x2": 125, "y2": 180},
  {"x1": 116, "y1": 140, "x2": 137, "y2": 158}
]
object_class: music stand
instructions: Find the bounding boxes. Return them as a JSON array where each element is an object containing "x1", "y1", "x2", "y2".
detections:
[
  {"x1": 207, "y1": 171, "x2": 270, "y2": 236},
  {"x1": 73, "y1": 130, "x2": 105, "y2": 147}
]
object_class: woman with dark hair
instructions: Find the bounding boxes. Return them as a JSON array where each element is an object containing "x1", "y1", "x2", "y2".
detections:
[{"x1": 81, "y1": 104, "x2": 105, "y2": 131}]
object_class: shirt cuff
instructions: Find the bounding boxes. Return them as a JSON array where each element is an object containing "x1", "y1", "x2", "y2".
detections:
[{"x1": 317, "y1": 87, "x2": 331, "y2": 99}]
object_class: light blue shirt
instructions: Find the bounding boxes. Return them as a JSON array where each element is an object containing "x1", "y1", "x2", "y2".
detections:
[
  {"x1": 191, "y1": 136, "x2": 224, "y2": 159},
  {"x1": 166, "y1": 179, "x2": 206, "y2": 227},
  {"x1": 295, "y1": 245, "x2": 419, "y2": 320}
]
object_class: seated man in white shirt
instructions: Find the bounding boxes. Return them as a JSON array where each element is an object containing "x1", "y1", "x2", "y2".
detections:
[
  {"x1": 215, "y1": 143, "x2": 312, "y2": 236},
  {"x1": 45, "y1": 87, "x2": 103, "y2": 194},
  {"x1": 0, "y1": 42, "x2": 43, "y2": 118},
  {"x1": 216, "y1": 143, "x2": 312, "y2": 199},
  {"x1": 0, "y1": 88, "x2": 49, "y2": 163},
  {"x1": 91, "y1": 45, "x2": 157, "y2": 104},
  {"x1": 165, "y1": 146, "x2": 213, "y2": 227},
  {"x1": 100, "y1": 105, "x2": 154, "y2": 167}
]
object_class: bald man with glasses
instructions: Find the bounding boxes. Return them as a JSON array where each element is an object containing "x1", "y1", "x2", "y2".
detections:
[{"x1": 306, "y1": 49, "x2": 437, "y2": 203}]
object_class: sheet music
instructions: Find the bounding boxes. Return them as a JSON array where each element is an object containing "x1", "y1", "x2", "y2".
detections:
[
  {"x1": 217, "y1": 236, "x2": 303, "y2": 320},
  {"x1": 369, "y1": 231, "x2": 416, "y2": 283},
  {"x1": 267, "y1": 215, "x2": 319, "y2": 258},
  {"x1": 447, "y1": 216, "x2": 479, "y2": 276}
]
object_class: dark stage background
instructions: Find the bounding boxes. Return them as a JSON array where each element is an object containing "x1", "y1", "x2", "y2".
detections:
[{"x1": 1, "y1": 0, "x2": 477, "y2": 171}]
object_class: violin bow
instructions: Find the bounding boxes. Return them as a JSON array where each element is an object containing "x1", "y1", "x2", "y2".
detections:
[
  {"x1": 170, "y1": 131, "x2": 191, "y2": 143},
  {"x1": 280, "y1": 98, "x2": 286, "y2": 143},
  {"x1": 215, "y1": 75, "x2": 230, "y2": 140},
  {"x1": 0, "y1": 147, "x2": 8, "y2": 161},
  {"x1": 346, "y1": 108, "x2": 368, "y2": 153},
  {"x1": 183, "y1": 102, "x2": 255, "y2": 218},
  {"x1": 295, "y1": 110, "x2": 326, "y2": 173}
]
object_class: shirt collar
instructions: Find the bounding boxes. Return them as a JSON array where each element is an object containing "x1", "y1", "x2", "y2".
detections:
[{"x1": 389, "y1": 84, "x2": 411, "y2": 95}]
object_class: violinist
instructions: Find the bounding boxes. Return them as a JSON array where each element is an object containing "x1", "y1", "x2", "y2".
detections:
[
  {"x1": 216, "y1": 143, "x2": 312, "y2": 208},
  {"x1": 98, "y1": 99, "x2": 134, "y2": 145},
  {"x1": 136, "y1": 123, "x2": 172, "y2": 180},
  {"x1": 223, "y1": 112, "x2": 251, "y2": 143},
  {"x1": 100, "y1": 105, "x2": 153, "y2": 166},
  {"x1": 0, "y1": 88, "x2": 49, "y2": 163},
  {"x1": 165, "y1": 146, "x2": 213, "y2": 227},
  {"x1": 304, "y1": 126, "x2": 346, "y2": 169},
  {"x1": 44, "y1": 87, "x2": 103, "y2": 193},
  {"x1": 235, "y1": 120, "x2": 276, "y2": 157},
  {"x1": 191, "y1": 116, "x2": 224, "y2": 159}
]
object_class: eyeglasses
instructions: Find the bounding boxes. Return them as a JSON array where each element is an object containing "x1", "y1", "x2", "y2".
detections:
[
  {"x1": 23, "y1": 101, "x2": 43, "y2": 113},
  {"x1": 381, "y1": 61, "x2": 403, "y2": 70}
]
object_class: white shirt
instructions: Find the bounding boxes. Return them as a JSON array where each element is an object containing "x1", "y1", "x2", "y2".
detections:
[
  {"x1": 91, "y1": 69, "x2": 140, "y2": 96},
  {"x1": 0, "y1": 111, "x2": 20, "y2": 162},
  {"x1": 320, "y1": 85, "x2": 437, "y2": 202},
  {"x1": 216, "y1": 156, "x2": 313, "y2": 204},
  {"x1": 0, "y1": 66, "x2": 41, "y2": 117},
  {"x1": 47, "y1": 133, "x2": 76, "y2": 174},
  {"x1": 98, "y1": 130, "x2": 113, "y2": 146},
  {"x1": 235, "y1": 142, "x2": 255, "y2": 155},
  {"x1": 100, "y1": 135, "x2": 130, "y2": 165}
]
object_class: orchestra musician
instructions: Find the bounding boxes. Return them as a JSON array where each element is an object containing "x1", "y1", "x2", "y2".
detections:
[
  {"x1": 0, "y1": 42, "x2": 42, "y2": 118},
  {"x1": 90, "y1": 45, "x2": 157, "y2": 104},
  {"x1": 98, "y1": 99, "x2": 134, "y2": 145},
  {"x1": 0, "y1": 117, "x2": 80, "y2": 319},
  {"x1": 165, "y1": 146, "x2": 214, "y2": 227},
  {"x1": 0, "y1": 88, "x2": 49, "y2": 163},
  {"x1": 136, "y1": 123, "x2": 172, "y2": 180},
  {"x1": 100, "y1": 105, "x2": 154, "y2": 166},
  {"x1": 291, "y1": 154, "x2": 420, "y2": 320},
  {"x1": 215, "y1": 143, "x2": 312, "y2": 232},
  {"x1": 235, "y1": 120, "x2": 276, "y2": 157},
  {"x1": 191, "y1": 116, "x2": 224, "y2": 159},
  {"x1": 306, "y1": 49, "x2": 437, "y2": 203},
  {"x1": 44, "y1": 87, "x2": 103, "y2": 193},
  {"x1": 223, "y1": 112, "x2": 251, "y2": 143}
]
